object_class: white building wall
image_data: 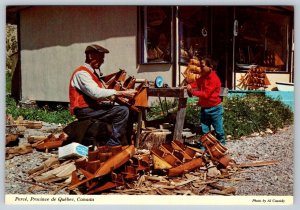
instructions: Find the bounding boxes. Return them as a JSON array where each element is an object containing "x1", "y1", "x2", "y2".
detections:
[{"x1": 20, "y1": 6, "x2": 173, "y2": 102}]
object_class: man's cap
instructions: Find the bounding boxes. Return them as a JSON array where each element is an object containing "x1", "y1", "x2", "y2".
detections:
[{"x1": 85, "y1": 44, "x2": 109, "y2": 54}]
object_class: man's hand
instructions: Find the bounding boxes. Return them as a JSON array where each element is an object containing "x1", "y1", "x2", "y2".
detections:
[{"x1": 116, "y1": 89, "x2": 137, "y2": 98}]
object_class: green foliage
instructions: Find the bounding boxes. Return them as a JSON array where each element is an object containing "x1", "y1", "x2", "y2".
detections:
[
  {"x1": 6, "y1": 24, "x2": 18, "y2": 72},
  {"x1": 6, "y1": 71, "x2": 12, "y2": 93},
  {"x1": 6, "y1": 95, "x2": 75, "y2": 125},
  {"x1": 185, "y1": 98, "x2": 201, "y2": 125},
  {"x1": 223, "y1": 94, "x2": 293, "y2": 138},
  {"x1": 146, "y1": 99, "x2": 178, "y2": 121},
  {"x1": 147, "y1": 94, "x2": 294, "y2": 139}
]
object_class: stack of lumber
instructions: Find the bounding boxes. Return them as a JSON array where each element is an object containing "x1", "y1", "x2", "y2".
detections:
[
  {"x1": 6, "y1": 115, "x2": 43, "y2": 146},
  {"x1": 17, "y1": 157, "x2": 76, "y2": 194}
]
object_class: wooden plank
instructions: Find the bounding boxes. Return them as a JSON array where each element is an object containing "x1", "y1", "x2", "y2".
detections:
[
  {"x1": 55, "y1": 163, "x2": 76, "y2": 177},
  {"x1": 27, "y1": 157, "x2": 59, "y2": 175},
  {"x1": 234, "y1": 160, "x2": 279, "y2": 168},
  {"x1": 51, "y1": 183, "x2": 69, "y2": 195},
  {"x1": 173, "y1": 177, "x2": 199, "y2": 187},
  {"x1": 6, "y1": 134, "x2": 19, "y2": 145},
  {"x1": 208, "y1": 189, "x2": 230, "y2": 196},
  {"x1": 145, "y1": 175, "x2": 168, "y2": 182},
  {"x1": 147, "y1": 87, "x2": 188, "y2": 98},
  {"x1": 27, "y1": 135, "x2": 48, "y2": 144},
  {"x1": 173, "y1": 98, "x2": 187, "y2": 142},
  {"x1": 15, "y1": 177, "x2": 55, "y2": 190},
  {"x1": 135, "y1": 111, "x2": 143, "y2": 148},
  {"x1": 33, "y1": 162, "x2": 75, "y2": 182}
]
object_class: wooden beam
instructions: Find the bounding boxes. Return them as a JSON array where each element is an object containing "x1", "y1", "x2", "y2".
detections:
[
  {"x1": 173, "y1": 98, "x2": 187, "y2": 141},
  {"x1": 147, "y1": 87, "x2": 188, "y2": 98},
  {"x1": 234, "y1": 160, "x2": 279, "y2": 168}
]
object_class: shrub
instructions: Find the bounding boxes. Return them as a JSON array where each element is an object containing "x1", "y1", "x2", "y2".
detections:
[
  {"x1": 147, "y1": 94, "x2": 294, "y2": 139},
  {"x1": 146, "y1": 99, "x2": 178, "y2": 121},
  {"x1": 223, "y1": 94, "x2": 293, "y2": 138},
  {"x1": 6, "y1": 24, "x2": 18, "y2": 73}
]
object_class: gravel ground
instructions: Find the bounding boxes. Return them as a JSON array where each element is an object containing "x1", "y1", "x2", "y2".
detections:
[
  {"x1": 5, "y1": 122, "x2": 67, "y2": 194},
  {"x1": 225, "y1": 125, "x2": 294, "y2": 196},
  {"x1": 5, "y1": 123, "x2": 294, "y2": 196}
]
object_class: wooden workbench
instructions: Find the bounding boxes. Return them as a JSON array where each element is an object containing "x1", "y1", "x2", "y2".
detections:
[{"x1": 135, "y1": 87, "x2": 189, "y2": 147}]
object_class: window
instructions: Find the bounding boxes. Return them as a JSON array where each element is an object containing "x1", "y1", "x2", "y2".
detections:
[
  {"x1": 139, "y1": 6, "x2": 172, "y2": 64},
  {"x1": 178, "y1": 6, "x2": 210, "y2": 65},
  {"x1": 235, "y1": 7, "x2": 291, "y2": 72}
]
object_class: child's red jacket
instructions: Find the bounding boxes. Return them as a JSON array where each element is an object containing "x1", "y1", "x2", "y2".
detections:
[{"x1": 190, "y1": 70, "x2": 222, "y2": 108}]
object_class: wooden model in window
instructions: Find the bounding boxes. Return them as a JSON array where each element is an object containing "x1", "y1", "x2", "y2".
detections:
[{"x1": 141, "y1": 6, "x2": 172, "y2": 64}]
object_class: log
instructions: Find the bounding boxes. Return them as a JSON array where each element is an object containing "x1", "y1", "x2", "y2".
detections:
[
  {"x1": 139, "y1": 130, "x2": 171, "y2": 150},
  {"x1": 37, "y1": 161, "x2": 73, "y2": 176},
  {"x1": 171, "y1": 140, "x2": 195, "y2": 159},
  {"x1": 34, "y1": 133, "x2": 66, "y2": 151}
]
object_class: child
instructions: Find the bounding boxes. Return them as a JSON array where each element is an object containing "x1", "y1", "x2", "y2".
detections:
[{"x1": 187, "y1": 58, "x2": 225, "y2": 145}]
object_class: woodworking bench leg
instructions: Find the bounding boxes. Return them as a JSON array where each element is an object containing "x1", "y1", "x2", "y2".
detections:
[
  {"x1": 135, "y1": 111, "x2": 143, "y2": 148},
  {"x1": 173, "y1": 98, "x2": 187, "y2": 142}
]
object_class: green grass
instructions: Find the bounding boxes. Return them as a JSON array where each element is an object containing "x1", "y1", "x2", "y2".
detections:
[
  {"x1": 6, "y1": 95, "x2": 75, "y2": 125},
  {"x1": 6, "y1": 72, "x2": 75, "y2": 125},
  {"x1": 6, "y1": 71, "x2": 12, "y2": 93}
]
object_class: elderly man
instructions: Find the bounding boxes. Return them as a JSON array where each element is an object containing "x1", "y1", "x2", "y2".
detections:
[{"x1": 69, "y1": 44, "x2": 136, "y2": 146}]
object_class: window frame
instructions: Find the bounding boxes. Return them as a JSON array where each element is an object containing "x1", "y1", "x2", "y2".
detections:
[
  {"x1": 138, "y1": 6, "x2": 174, "y2": 64},
  {"x1": 234, "y1": 7, "x2": 292, "y2": 73}
]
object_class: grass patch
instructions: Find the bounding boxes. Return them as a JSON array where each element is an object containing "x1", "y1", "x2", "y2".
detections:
[
  {"x1": 6, "y1": 71, "x2": 74, "y2": 125},
  {"x1": 6, "y1": 95, "x2": 74, "y2": 125}
]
